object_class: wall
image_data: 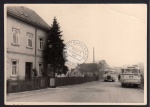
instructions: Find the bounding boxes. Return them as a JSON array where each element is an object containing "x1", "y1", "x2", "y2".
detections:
[
  {"x1": 69, "y1": 69, "x2": 84, "y2": 77},
  {"x1": 7, "y1": 53, "x2": 35, "y2": 80},
  {"x1": 6, "y1": 15, "x2": 48, "y2": 80}
]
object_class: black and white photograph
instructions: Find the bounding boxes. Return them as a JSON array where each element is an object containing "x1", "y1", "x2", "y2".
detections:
[{"x1": 4, "y1": 4, "x2": 147, "y2": 105}]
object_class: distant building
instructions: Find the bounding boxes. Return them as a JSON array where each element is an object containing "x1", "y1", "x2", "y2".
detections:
[
  {"x1": 79, "y1": 63, "x2": 99, "y2": 76},
  {"x1": 6, "y1": 6, "x2": 50, "y2": 80},
  {"x1": 69, "y1": 68, "x2": 84, "y2": 77},
  {"x1": 98, "y1": 60, "x2": 110, "y2": 76},
  {"x1": 69, "y1": 63, "x2": 99, "y2": 77}
]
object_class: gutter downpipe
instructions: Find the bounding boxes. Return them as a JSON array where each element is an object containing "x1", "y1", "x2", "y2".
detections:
[{"x1": 35, "y1": 28, "x2": 38, "y2": 71}]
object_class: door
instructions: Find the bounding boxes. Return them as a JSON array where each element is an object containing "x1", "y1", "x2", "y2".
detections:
[{"x1": 25, "y1": 62, "x2": 32, "y2": 79}]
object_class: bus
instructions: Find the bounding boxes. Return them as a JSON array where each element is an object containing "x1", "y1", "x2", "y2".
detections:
[
  {"x1": 103, "y1": 69, "x2": 116, "y2": 82},
  {"x1": 120, "y1": 65, "x2": 141, "y2": 87}
]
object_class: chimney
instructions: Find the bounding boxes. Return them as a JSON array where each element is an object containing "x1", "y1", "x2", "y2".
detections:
[{"x1": 93, "y1": 47, "x2": 95, "y2": 63}]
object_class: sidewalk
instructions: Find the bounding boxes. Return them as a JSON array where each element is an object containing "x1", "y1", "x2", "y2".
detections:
[
  {"x1": 6, "y1": 88, "x2": 60, "y2": 101},
  {"x1": 7, "y1": 80, "x2": 102, "y2": 101},
  {"x1": 6, "y1": 80, "x2": 102, "y2": 101},
  {"x1": 139, "y1": 84, "x2": 144, "y2": 90}
]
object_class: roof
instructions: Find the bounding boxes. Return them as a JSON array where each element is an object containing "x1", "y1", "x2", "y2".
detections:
[
  {"x1": 7, "y1": 6, "x2": 50, "y2": 30},
  {"x1": 78, "y1": 63, "x2": 98, "y2": 73},
  {"x1": 71, "y1": 69, "x2": 75, "y2": 72},
  {"x1": 104, "y1": 69, "x2": 115, "y2": 72},
  {"x1": 122, "y1": 65, "x2": 140, "y2": 69}
]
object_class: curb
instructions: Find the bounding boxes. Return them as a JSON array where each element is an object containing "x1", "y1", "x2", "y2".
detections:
[
  {"x1": 6, "y1": 88, "x2": 62, "y2": 101},
  {"x1": 7, "y1": 88, "x2": 50, "y2": 100},
  {"x1": 7, "y1": 88, "x2": 49, "y2": 96},
  {"x1": 138, "y1": 86, "x2": 144, "y2": 90}
]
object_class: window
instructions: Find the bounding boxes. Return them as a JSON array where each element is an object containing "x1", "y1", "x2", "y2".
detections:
[
  {"x1": 125, "y1": 69, "x2": 132, "y2": 73},
  {"x1": 39, "y1": 37, "x2": 44, "y2": 50},
  {"x1": 110, "y1": 72, "x2": 114, "y2": 74},
  {"x1": 24, "y1": 14, "x2": 28, "y2": 17},
  {"x1": 132, "y1": 69, "x2": 139, "y2": 74},
  {"x1": 27, "y1": 33, "x2": 33, "y2": 48},
  {"x1": 39, "y1": 63, "x2": 43, "y2": 76},
  {"x1": 105, "y1": 71, "x2": 108, "y2": 74},
  {"x1": 12, "y1": 60, "x2": 18, "y2": 76},
  {"x1": 18, "y1": 11, "x2": 23, "y2": 15},
  {"x1": 12, "y1": 28, "x2": 20, "y2": 45}
]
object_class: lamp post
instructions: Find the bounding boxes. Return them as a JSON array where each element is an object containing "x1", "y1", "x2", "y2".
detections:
[{"x1": 48, "y1": 44, "x2": 56, "y2": 88}]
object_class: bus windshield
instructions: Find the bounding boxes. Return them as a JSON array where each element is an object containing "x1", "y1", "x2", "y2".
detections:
[
  {"x1": 104, "y1": 71, "x2": 115, "y2": 74},
  {"x1": 132, "y1": 69, "x2": 139, "y2": 73},
  {"x1": 124, "y1": 69, "x2": 132, "y2": 73},
  {"x1": 123, "y1": 69, "x2": 139, "y2": 74}
]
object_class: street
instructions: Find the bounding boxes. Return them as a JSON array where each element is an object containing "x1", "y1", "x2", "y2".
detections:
[{"x1": 7, "y1": 80, "x2": 144, "y2": 103}]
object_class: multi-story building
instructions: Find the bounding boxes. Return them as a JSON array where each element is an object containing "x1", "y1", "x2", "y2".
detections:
[{"x1": 6, "y1": 6, "x2": 50, "y2": 80}]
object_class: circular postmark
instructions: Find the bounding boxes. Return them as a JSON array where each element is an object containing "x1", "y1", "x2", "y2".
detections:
[{"x1": 63, "y1": 40, "x2": 88, "y2": 67}]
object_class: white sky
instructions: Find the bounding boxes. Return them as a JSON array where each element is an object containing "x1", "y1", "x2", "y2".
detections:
[{"x1": 18, "y1": 4, "x2": 147, "y2": 67}]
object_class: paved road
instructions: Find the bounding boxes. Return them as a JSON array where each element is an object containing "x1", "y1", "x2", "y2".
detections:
[{"x1": 7, "y1": 80, "x2": 144, "y2": 103}]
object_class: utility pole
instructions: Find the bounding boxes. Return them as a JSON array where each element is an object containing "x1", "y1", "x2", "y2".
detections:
[{"x1": 93, "y1": 47, "x2": 95, "y2": 63}]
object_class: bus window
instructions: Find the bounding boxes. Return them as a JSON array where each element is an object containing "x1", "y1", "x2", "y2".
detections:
[
  {"x1": 110, "y1": 71, "x2": 115, "y2": 74},
  {"x1": 105, "y1": 71, "x2": 108, "y2": 74},
  {"x1": 125, "y1": 69, "x2": 131, "y2": 73},
  {"x1": 122, "y1": 69, "x2": 124, "y2": 73},
  {"x1": 132, "y1": 69, "x2": 139, "y2": 73}
]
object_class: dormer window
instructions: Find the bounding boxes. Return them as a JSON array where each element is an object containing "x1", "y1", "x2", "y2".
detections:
[
  {"x1": 24, "y1": 14, "x2": 28, "y2": 17},
  {"x1": 18, "y1": 11, "x2": 23, "y2": 15},
  {"x1": 18, "y1": 10, "x2": 28, "y2": 17}
]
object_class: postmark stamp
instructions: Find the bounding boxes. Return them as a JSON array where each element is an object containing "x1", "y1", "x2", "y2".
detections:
[{"x1": 63, "y1": 40, "x2": 88, "y2": 67}]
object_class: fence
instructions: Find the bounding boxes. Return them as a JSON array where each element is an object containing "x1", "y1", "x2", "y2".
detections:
[
  {"x1": 56, "y1": 76, "x2": 98, "y2": 86},
  {"x1": 7, "y1": 77, "x2": 49, "y2": 93},
  {"x1": 7, "y1": 76, "x2": 99, "y2": 93}
]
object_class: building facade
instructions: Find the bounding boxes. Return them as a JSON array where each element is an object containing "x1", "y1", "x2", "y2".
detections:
[
  {"x1": 6, "y1": 6, "x2": 50, "y2": 80},
  {"x1": 69, "y1": 68, "x2": 84, "y2": 77}
]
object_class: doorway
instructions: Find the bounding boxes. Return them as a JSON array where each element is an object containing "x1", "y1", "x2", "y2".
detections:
[{"x1": 25, "y1": 62, "x2": 32, "y2": 79}]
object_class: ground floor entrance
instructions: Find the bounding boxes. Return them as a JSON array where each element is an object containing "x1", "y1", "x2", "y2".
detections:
[{"x1": 25, "y1": 62, "x2": 32, "y2": 79}]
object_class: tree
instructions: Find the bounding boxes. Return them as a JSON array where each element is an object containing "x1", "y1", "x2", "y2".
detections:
[
  {"x1": 44, "y1": 17, "x2": 69, "y2": 77},
  {"x1": 98, "y1": 60, "x2": 110, "y2": 76}
]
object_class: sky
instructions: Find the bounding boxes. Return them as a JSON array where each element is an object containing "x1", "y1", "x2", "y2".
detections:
[{"x1": 15, "y1": 4, "x2": 147, "y2": 67}]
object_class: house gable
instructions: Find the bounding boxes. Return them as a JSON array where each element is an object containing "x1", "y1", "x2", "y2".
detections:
[{"x1": 7, "y1": 6, "x2": 50, "y2": 31}]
